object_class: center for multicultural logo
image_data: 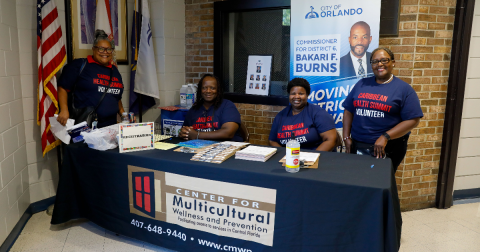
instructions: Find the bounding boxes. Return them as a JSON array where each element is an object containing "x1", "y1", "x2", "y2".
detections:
[{"x1": 128, "y1": 166, "x2": 277, "y2": 246}]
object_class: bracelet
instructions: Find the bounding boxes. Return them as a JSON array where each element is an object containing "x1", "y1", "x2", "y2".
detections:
[
  {"x1": 343, "y1": 136, "x2": 351, "y2": 141},
  {"x1": 197, "y1": 131, "x2": 200, "y2": 140},
  {"x1": 382, "y1": 132, "x2": 391, "y2": 141}
]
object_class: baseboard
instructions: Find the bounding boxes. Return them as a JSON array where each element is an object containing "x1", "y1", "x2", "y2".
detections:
[
  {"x1": 0, "y1": 196, "x2": 56, "y2": 252},
  {"x1": 29, "y1": 196, "x2": 56, "y2": 214},
  {"x1": 453, "y1": 188, "x2": 480, "y2": 200}
]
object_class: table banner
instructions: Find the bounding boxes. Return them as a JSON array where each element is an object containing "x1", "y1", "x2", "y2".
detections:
[
  {"x1": 128, "y1": 166, "x2": 277, "y2": 247},
  {"x1": 290, "y1": 0, "x2": 381, "y2": 127}
]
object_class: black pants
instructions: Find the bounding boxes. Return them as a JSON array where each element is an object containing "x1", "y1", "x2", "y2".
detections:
[{"x1": 351, "y1": 135, "x2": 409, "y2": 172}]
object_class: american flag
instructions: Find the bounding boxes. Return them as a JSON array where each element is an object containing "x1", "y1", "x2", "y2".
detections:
[{"x1": 37, "y1": 0, "x2": 66, "y2": 156}]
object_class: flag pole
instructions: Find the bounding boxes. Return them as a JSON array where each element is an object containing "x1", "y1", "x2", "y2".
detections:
[{"x1": 138, "y1": 0, "x2": 143, "y2": 122}]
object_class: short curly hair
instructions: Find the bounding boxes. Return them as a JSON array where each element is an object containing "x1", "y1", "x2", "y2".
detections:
[
  {"x1": 370, "y1": 47, "x2": 395, "y2": 62},
  {"x1": 287, "y1": 78, "x2": 311, "y2": 94}
]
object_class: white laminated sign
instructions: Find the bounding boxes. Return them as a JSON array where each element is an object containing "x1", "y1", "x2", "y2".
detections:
[{"x1": 119, "y1": 122, "x2": 155, "y2": 153}]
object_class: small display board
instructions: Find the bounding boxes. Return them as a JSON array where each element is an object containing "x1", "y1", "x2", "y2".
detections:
[
  {"x1": 246, "y1": 55, "x2": 272, "y2": 96},
  {"x1": 119, "y1": 122, "x2": 155, "y2": 153},
  {"x1": 163, "y1": 119, "x2": 183, "y2": 137}
]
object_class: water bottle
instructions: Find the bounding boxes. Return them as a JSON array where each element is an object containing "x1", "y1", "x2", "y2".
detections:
[
  {"x1": 286, "y1": 132, "x2": 300, "y2": 173},
  {"x1": 186, "y1": 85, "x2": 194, "y2": 108},
  {"x1": 121, "y1": 112, "x2": 129, "y2": 124},
  {"x1": 180, "y1": 85, "x2": 188, "y2": 107},
  {"x1": 188, "y1": 84, "x2": 196, "y2": 103}
]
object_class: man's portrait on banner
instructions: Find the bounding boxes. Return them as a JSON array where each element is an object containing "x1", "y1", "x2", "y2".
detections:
[{"x1": 339, "y1": 21, "x2": 373, "y2": 78}]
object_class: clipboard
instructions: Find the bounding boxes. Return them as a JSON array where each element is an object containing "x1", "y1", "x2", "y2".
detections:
[{"x1": 279, "y1": 153, "x2": 320, "y2": 169}]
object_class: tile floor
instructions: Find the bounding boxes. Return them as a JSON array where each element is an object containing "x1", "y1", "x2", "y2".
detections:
[{"x1": 7, "y1": 202, "x2": 480, "y2": 252}]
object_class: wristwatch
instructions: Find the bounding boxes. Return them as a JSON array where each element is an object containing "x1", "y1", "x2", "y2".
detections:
[{"x1": 382, "y1": 132, "x2": 391, "y2": 141}]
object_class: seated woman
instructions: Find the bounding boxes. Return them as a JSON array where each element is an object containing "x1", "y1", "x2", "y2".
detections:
[
  {"x1": 269, "y1": 78, "x2": 337, "y2": 151},
  {"x1": 57, "y1": 30, "x2": 125, "y2": 128},
  {"x1": 179, "y1": 74, "x2": 243, "y2": 141}
]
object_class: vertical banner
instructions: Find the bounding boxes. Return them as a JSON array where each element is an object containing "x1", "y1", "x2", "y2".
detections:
[{"x1": 290, "y1": 0, "x2": 380, "y2": 127}]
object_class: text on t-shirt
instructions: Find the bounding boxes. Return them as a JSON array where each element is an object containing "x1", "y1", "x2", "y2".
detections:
[{"x1": 353, "y1": 92, "x2": 393, "y2": 118}]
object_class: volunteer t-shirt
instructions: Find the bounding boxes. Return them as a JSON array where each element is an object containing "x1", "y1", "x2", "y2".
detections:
[
  {"x1": 58, "y1": 56, "x2": 124, "y2": 128},
  {"x1": 344, "y1": 76, "x2": 423, "y2": 143},
  {"x1": 269, "y1": 103, "x2": 336, "y2": 150},
  {"x1": 182, "y1": 99, "x2": 243, "y2": 142}
]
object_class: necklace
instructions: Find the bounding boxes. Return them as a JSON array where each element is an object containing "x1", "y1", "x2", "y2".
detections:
[{"x1": 380, "y1": 74, "x2": 393, "y2": 84}]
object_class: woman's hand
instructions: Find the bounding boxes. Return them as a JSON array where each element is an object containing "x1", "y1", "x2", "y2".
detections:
[
  {"x1": 374, "y1": 135, "x2": 388, "y2": 158},
  {"x1": 57, "y1": 110, "x2": 69, "y2": 126},
  {"x1": 342, "y1": 110, "x2": 353, "y2": 153},
  {"x1": 179, "y1": 126, "x2": 194, "y2": 140},
  {"x1": 344, "y1": 138, "x2": 353, "y2": 153}
]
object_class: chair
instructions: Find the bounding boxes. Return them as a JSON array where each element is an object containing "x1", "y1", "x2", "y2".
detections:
[{"x1": 239, "y1": 122, "x2": 250, "y2": 142}]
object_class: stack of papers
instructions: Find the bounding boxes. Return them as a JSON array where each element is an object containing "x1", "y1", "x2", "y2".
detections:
[
  {"x1": 49, "y1": 115, "x2": 75, "y2": 144},
  {"x1": 154, "y1": 134, "x2": 171, "y2": 142},
  {"x1": 279, "y1": 152, "x2": 320, "y2": 164},
  {"x1": 154, "y1": 142, "x2": 177, "y2": 150},
  {"x1": 235, "y1": 146, "x2": 277, "y2": 162},
  {"x1": 279, "y1": 152, "x2": 321, "y2": 168}
]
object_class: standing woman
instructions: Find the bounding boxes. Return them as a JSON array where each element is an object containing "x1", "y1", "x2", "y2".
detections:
[
  {"x1": 269, "y1": 78, "x2": 337, "y2": 151},
  {"x1": 57, "y1": 30, "x2": 126, "y2": 128},
  {"x1": 343, "y1": 47, "x2": 423, "y2": 171},
  {"x1": 179, "y1": 74, "x2": 243, "y2": 141}
]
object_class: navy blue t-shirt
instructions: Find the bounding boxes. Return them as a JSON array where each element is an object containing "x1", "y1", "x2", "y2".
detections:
[
  {"x1": 182, "y1": 99, "x2": 243, "y2": 142},
  {"x1": 58, "y1": 56, "x2": 124, "y2": 128},
  {"x1": 269, "y1": 103, "x2": 336, "y2": 150},
  {"x1": 344, "y1": 76, "x2": 423, "y2": 144}
]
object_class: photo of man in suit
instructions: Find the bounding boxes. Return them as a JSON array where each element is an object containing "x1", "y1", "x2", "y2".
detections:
[{"x1": 339, "y1": 21, "x2": 373, "y2": 79}]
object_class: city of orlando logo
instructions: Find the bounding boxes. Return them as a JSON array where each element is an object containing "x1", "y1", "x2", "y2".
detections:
[{"x1": 305, "y1": 6, "x2": 319, "y2": 19}]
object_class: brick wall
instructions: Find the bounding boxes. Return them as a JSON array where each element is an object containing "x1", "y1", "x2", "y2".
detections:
[
  {"x1": 185, "y1": 0, "x2": 218, "y2": 84},
  {"x1": 185, "y1": 0, "x2": 456, "y2": 211},
  {"x1": 385, "y1": 0, "x2": 455, "y2": 210}
]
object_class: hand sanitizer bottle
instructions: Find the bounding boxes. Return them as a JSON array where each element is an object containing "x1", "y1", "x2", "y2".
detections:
[{"x1": 286, "y1": 132, "x2": 300, "y2": 173}]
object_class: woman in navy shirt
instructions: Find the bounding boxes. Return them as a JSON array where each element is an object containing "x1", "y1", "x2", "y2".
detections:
[
  {"x1": 269, "y1": 78, "x2": 337, "y2": 151},
  {"x1": 179, "y1": 74, "x2": 243, "y2": 141},
  {"x1": 343, "y1": 47, "x2": 423, "y2": 171},
  {"x1": 56, "y1": 30, "x2": 125, "y2": 128}
]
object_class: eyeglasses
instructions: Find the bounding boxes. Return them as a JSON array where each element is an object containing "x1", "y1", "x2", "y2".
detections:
[
  {"x1": 93, "y1": 46, "x2": 113, "y2": 53},
  {"x1": 370, "y1": 58, "x2": 391, "y2": 66}
]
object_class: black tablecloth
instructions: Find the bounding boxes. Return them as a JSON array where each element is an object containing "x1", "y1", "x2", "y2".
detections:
[{"x1": 52, "y1": 142, "x2": 401, "y2": 252}]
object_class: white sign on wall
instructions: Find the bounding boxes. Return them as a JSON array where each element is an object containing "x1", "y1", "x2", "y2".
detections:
[{"x1": 246, "y1": 55, "x2": 273, "y2": 96}]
